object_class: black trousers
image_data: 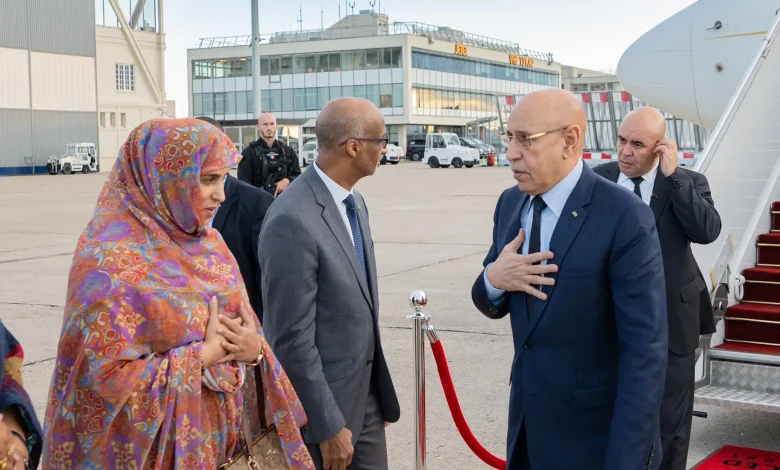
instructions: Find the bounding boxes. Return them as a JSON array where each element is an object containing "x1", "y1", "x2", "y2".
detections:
[{"x1": 659, "y1": 350, "x2": 696, "y2": 470}]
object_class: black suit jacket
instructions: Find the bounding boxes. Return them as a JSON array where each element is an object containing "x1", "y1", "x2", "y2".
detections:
[
  {"x1": 213, "y1": 175, "x2": 274, "y2": 323},
  {"x1": 594, "y1": 162, "x2": 722, "y2": 355}
]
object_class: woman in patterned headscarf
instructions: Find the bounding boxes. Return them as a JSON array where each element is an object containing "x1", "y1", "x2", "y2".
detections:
[
  {"x1": 0, "y1": 319, "x2": 42, "y2": 470},
  {"x1": 41, "y1": 118, "x2": 313, "y2": 469}
]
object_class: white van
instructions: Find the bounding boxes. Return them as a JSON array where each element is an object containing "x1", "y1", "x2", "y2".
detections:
[
  {"x1": 424, "y1": 133, "x2": 479, "y2": 169},
  {"x1": 300, "y1": 140, "x2": 317, "y2": 167}
]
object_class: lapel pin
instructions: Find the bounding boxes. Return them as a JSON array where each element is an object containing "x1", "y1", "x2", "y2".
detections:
[{"x1": 572, "y1": 211, "x2": 578, "y2": 217}]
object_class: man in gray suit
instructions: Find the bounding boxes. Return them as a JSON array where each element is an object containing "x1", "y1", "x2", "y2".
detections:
[{"x1": 259, "y1": 97, "x2": 400, "y2": 470}]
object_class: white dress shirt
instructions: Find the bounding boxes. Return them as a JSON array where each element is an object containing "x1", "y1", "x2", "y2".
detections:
[
  {"x1": 617, "y1": 159, "x2": 659, "y2": 206},
  {"x1": 312, "y1": 161, "x2": 355, "y2": 246},
  {"x1": 484, "y1": 159, "x2": 585, "y2": 303}
]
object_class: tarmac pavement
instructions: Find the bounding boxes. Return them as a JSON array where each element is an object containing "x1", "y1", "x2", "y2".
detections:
[{"x1": 1, "y1": 161, "x2": 778, "y2": 469}]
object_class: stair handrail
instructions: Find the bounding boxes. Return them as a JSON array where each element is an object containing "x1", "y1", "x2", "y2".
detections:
[{"x1": 693, "y1": 13, "x2": 780, "y2": 304}]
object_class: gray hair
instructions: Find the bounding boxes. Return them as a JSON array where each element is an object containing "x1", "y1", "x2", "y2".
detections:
[{"x1": 315, "y1": 112, "x2": 369, "y2": 154}]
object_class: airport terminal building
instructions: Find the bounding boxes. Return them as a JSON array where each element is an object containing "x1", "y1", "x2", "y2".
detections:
[{"x1": 187, "y1": 10, "x2": 562, "y2": 151}]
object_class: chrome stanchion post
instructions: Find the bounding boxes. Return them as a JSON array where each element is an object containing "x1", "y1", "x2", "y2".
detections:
[{"x1": 408, "y1": 290, "x2": 429, "y2": 470}]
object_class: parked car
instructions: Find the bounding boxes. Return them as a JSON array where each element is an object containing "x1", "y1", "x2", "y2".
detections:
[
  {"x1": 381, "y1": 144, "x2": 404, "y2": 165},
  {"x1": 459, "y1": 137, "x2": 491, "y2": 158},
  {"x1": 406, "y1": 138, "x2": 426, "y2": 161}
]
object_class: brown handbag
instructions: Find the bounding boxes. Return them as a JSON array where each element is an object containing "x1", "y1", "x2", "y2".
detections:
[{"x1": 219, "y1": 365, "x2": 290, "y2": 470}]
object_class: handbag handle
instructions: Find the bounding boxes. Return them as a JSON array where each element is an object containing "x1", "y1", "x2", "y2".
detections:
[
  {"x1": 254, "y1": 364, "x2": 268, "y2": 431},
  {"x1": 237, "y1": 365, "x2": 268, "y2": 466}
]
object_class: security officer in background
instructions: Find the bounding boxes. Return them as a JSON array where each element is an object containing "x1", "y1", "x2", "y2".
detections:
[{"x1": 238, "y1": 112, "x2": 302, "y2": 197}]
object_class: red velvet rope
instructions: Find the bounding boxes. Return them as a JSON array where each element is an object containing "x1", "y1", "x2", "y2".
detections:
[{"x1": 429, "y1": 339, "x2": 507, "y2": 469}]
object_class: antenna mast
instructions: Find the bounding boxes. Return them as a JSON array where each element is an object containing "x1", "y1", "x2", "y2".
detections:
[
  {"x1": 297, "y1": 4, "x2": 303, "y2": 31},
  {"x1": 348, "y1": 1, "x2": 355, "y2": 15},
  {"x1": 369, "y1": 0, "x2": 376, "y2": 12}
]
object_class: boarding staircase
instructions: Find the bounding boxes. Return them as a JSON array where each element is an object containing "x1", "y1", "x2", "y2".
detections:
[{"x1": 691, "y1": 14, "x2": 780, "y2": 413}]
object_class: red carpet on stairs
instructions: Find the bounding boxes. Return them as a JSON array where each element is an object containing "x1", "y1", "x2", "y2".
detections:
[
  {"x1": 723, "y1": 201, "x2": 780, "y2": 350},
  {"x1": 693, "y1": 445, "x2": 780, "y2": 469}
]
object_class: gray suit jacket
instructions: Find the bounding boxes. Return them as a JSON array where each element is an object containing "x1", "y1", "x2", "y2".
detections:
[{"x1": 258, "y1": 167, "x2": 400, "y2": 446}]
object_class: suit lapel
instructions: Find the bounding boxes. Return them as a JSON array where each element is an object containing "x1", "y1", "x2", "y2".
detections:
[
  {"x1": 513, "y1": 194, "x2": 529, "y2": 249},
  {"x1": 524, "y1": 165, "x2": 595, "y2": 342},
  {"x1": 213, "y1": 176, "x2": 238, "y2": 231},
  {"x1": 604, "y1": 162, "x2": 620, "y2": 184},
  {"x1": 305, "y1": 170, "x2": 374, "y2": 310},
  {"x1": 649, "y1": 170, "x2": 670, "y2": 221}
]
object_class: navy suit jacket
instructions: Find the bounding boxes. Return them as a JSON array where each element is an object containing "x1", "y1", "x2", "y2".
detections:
[
  {"x1": 212, "y1": 175, "x2": 273, "y2": 323},
  {"x1": 472, "y1": 163, "x2": 668, "y2": 470}
]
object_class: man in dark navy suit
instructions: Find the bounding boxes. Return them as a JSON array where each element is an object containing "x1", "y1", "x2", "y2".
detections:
[
  {"x1": 196, "y1": 116, "x2": 274, "y2": 322},
  {"x1": 594, "y1": 107, "x2": 721, "y2": 470},
  {"x1": 472, "y1": 89, "x2": 668, "y2": 470}
]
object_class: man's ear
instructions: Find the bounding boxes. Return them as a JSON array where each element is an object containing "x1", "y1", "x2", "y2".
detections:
[
  {"x1": 345, "y1": 140, "x2": 359, "y2": 158},
  {"x1": 562, "y1": 125, "x2": 581, "y2": 159}
]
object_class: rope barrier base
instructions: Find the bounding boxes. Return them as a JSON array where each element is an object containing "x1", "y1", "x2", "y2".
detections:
[{"x1": 429, "y1": 338, "x2": 507, "y2": 469}]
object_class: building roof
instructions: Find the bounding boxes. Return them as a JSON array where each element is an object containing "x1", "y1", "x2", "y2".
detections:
[{"x1": 196, "y1": 11, "x2": 553, "y2": 62}]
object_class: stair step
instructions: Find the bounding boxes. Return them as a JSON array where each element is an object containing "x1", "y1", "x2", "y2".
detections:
[
  {"x1": 757, "y1": 233, "x2": 780, "y2": 243},
  {"x1": 743, "y1": 266, "x2": 780, "y2": 282},
  {"x1": 772, "y1": 201, "x2": 780, "y2": 232},
  {"x1": 696, "y1": 345, "x2": 780, "y2": 413},
  {"x1": 756, "y1": 234, "x2": 780, "y2": 266},
  {"x1": 694, "y1": 385, "x2": 780, "y2": 413},
  {"x1": 710, "y1": 359, "x2": 780, "y2": 394},
  {"x1": 725, "y1": 304, "x2": 780, "y2": 346},
  {"x1": 727, "y1": 303, "x2": 780, "y2": 320},
  {"x1": 714, "y1": 342, "x2": 780, "y2": 357},
  {"x1": 742, "y1": 267, "x2": 780, "y2": 303}
]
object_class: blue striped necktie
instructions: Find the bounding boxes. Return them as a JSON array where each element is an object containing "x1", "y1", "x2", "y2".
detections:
[{"x1": 344, "y1": 194, "x2": 367, "y2": 282}]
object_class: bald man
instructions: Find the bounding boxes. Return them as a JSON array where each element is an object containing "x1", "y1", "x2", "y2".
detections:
[
  {"x1": 238, "y1": 112, "x2": 302, "y2": 196},
  {"x1": 259, "y1": 98, "x2": 399, "y2": 470},
  {"x1": 472, "y1": 89, "x2": 668, "y2": 470},
  {"x1": 594, "y1": 107, "x2": 721, "y2": 470}
]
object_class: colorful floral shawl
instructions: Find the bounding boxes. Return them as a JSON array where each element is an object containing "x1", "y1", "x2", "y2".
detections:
[
  {"x1": 0, "y1": 320, "x2": 43, "y2": 468},
  {"x1": 42, "y1": 118, "x2": 313, "y2": 469}
]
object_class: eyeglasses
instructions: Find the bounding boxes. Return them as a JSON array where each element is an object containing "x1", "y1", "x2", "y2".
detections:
[
  {"x1": 338, "y1": 134, "x2": 389, "y2": 149},
  {"x1": 499, "y1": 126, "x2": 570, "y2": 148}
]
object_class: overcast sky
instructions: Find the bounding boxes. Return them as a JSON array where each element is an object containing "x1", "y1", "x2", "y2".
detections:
[{"x1": 162, "y1": 0, "x2": 696, "y2": 117}]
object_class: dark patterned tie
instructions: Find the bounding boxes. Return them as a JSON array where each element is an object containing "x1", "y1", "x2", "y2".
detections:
[
  {"x1": 344, "y1": 194, "x2": 367, "y2": 282},
  {"x1": 526, "y1": 196, "x2": 547, "y2": 317},
  {"x1": 631, "y1": 176, "x2": 644, "y2": 199}
]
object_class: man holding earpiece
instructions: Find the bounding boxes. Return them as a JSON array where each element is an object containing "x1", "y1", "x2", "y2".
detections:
[{"x1": 594, "y1": 106, "x2": 722, "y2": 470}]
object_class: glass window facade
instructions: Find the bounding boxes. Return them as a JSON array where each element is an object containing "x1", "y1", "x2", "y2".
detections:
[
  {"x1": 412, "y1": 87, "x2": 516, "y2": 118},
  {"x1": 192, "y1": 47, "x2": 404, "y2": 116},
  {"x1": 411, "y1": 50, "x2": 559, "y2": 88},
  {"x1": 194, "y1": 85, "x2": 404, "y2": 116},
  {"x1": 193, "y1": 58, "x2": 252, "y2": 79},
  {"x1": 192, "y1": 47, "x2": 402, "y2": 79}
]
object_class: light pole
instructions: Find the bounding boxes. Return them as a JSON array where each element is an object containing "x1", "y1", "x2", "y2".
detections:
[{"x1": 251, "y1": 0, "x2": 261, "y2": 119}]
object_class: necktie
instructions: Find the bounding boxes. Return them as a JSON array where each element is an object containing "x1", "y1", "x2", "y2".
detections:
[
  {"x1": 344, "y1": 194, "x2": 368, "y2": 282},
  {"x1": 631, "y1": 176, "x2": 644, "y2": 199},
  {"x1": 526, "y1": 196, "x2": 547, "y2": 317}
]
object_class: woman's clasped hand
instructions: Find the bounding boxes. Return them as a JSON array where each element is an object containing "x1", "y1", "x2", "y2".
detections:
[
  {"x1": 202, "y1": 296, "x2": 265, "y2": 367},
  {"x1": 0, "y1": 416, "x2": 27, "y2": 470}
]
